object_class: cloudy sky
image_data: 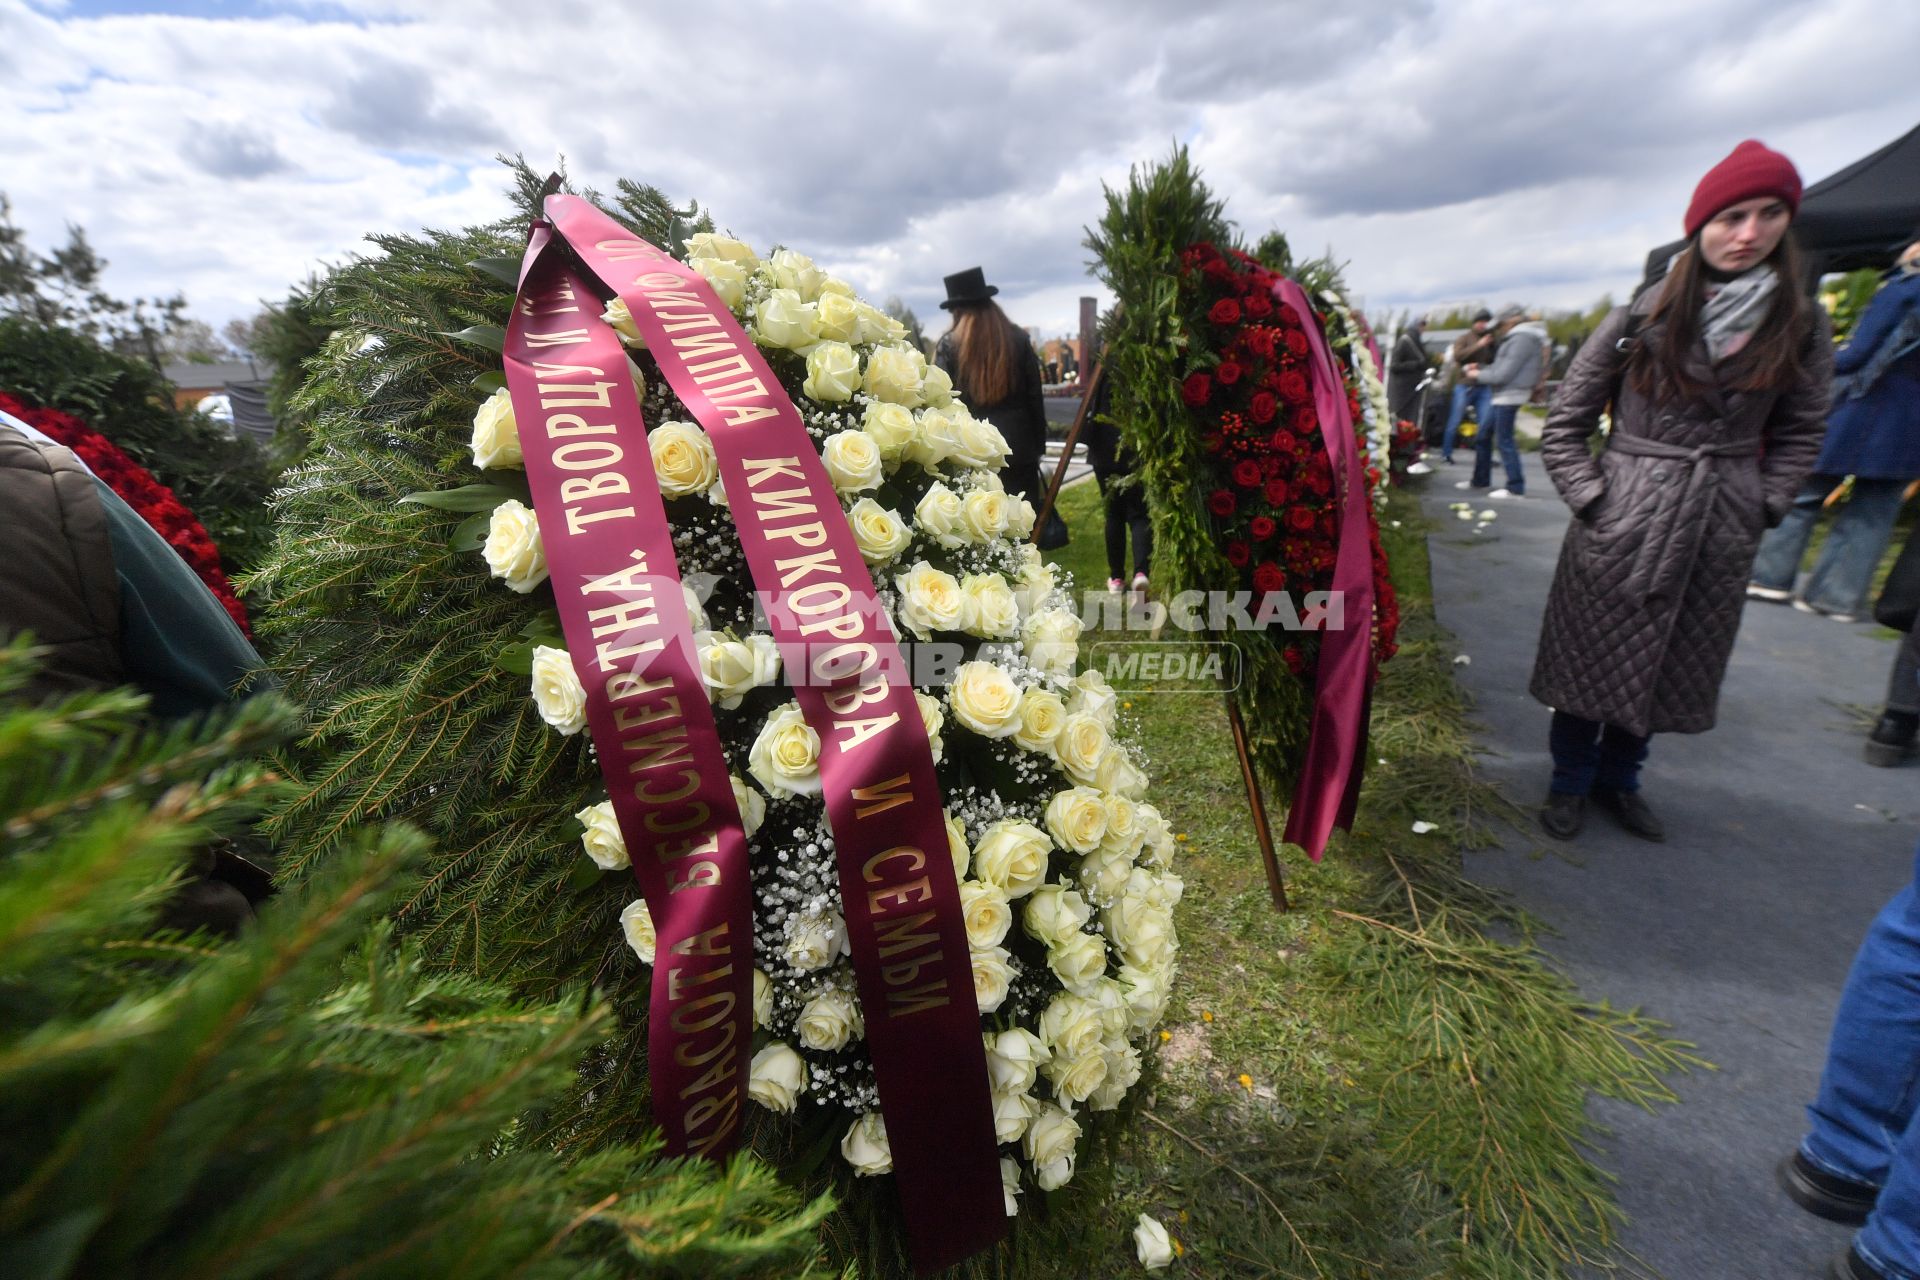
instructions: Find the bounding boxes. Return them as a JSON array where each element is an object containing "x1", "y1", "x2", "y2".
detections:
[{"x1": 4, "y1": 0, "x2": 1918, "y2": 345}]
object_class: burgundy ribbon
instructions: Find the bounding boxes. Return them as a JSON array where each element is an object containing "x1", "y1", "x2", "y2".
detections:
[
  {"x1": 503, "y1": 226, "x2": 756, "y2": 1159},
  {"x1": 1274, "y1": 279, "x2": 1375, "y2": 860},
  {"x1": 543, "y1": 196, "x2": 1004, "y2": 1274}
]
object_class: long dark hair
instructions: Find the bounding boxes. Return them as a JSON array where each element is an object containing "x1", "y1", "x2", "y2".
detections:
[
  {"x1": 1628, "y1": 230, "x2": 1810, "y2": 402},
  {"x1": 948, "y1": 301, "x2": 1028, "y2": 407}
]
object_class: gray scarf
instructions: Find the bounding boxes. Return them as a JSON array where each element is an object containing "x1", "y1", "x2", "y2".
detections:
[{"x1": 1699, "y1": 263, "x2": 1779, "y2": 364}]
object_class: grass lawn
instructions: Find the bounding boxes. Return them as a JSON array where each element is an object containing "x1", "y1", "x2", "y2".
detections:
[{"x1": 1011, "y1": 479, "x2": 1698, "y2": 1279}]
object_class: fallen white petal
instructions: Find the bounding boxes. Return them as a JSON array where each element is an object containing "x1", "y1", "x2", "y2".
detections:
[
  {"x1": 1477, "y1": 509, "x2": 1497, "y2": 520},
  {"x1": 1453, "y1": 654, "x2": 1471, "y2": 665},
  {"x1": 1411, "y1": 821, "x2": 1438, "y2": 834}
]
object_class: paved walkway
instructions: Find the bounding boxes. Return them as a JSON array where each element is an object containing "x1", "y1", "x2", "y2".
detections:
[{"x1": 1419, "y1": 466, "x2": 1920, "y2": 1280}]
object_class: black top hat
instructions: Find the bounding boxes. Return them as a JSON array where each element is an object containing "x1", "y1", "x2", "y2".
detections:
[{"x1": 940, "y1": 266, "x2": 999, "y2": 310}]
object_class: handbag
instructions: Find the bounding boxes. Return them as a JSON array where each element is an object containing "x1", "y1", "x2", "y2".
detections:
[
  {"x1": 1035, "y1": 506, "x2": 1071, "y2": 551},
  {"x1": 1875, "y1": 527, "x2": 1920, "y2": 632}
]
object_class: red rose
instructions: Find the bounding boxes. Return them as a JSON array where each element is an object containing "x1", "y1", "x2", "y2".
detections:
[
  {"x1": 1263, "y1": 478, "x2": 1291, "y2": 505},
  {"x1": 1250, "y1": 514, "x2": 1277, "y2": 541},
  {"x1": 1246, "y1": 328, "x2": 1276, "y2": 359},
  {"x1": 1283, "y1": 646, "x2": 1307, "y2": 676},
  {"x1": 1182, "y1": 372, "x2": 1212, "y2": 406},
  {"x1": 1216, "y1": 360, "x2": 1243, "y2": 386},
  {"x1": 1253, "y1": 562, "x2": 1286, "y2": 595},
  {"x1": 1225, "y1": 540, "x2": 1251, "y2": 567},
  {"x1": 1277, "y1": 304, "x2": 1301, "y2": 330},
  {"x1": 1288, "y1": 506, "x2": 1316, "y2": 532},
  {"x1": 1246, "y1": 293, "x2": 1273, "y2": 319},
  {"x1": 1269, "y1": 429, "x2": 1297, "y2": 454},
  {"x1": 1285, "y1": 330, "x2": 1309, "y2": 356},
  {"x1": 1249, "y1": 391, "x2": 1277, "y2": 424},
  {"x1": 1209, "y1": 298, "x2": 1242, "y2": 326},
  {"x1": 1208, "y1": 488, "x2": 1237, "y2": 518},
  {"x1": 1294, "y1": 405, "x2": 1318, "y2": 436},
  {"x1": 1233, "y1": 459, "x2": 1262, "y2": 489},
  {"x1": 1277, "y1": 371, "x2": 1310, "y2": 405},
  {"x1": 1203, "y1": 259, "x2": 1235, "y2": 284}
]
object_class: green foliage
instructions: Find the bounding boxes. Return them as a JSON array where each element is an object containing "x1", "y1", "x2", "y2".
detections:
[
  {"x1": 1822, "y1": 268, "x2": 1884, "y2": 345},
  {"x1": 0, "y1": 638, "x2": 830, "y2": 1279},
  {"x1": 0, "y1": 194, "x2": 189, "y2": 349},
  {"x1": 1084, "y1": 146, "x2": 1314, "y2": 798},
  {"x1": 0, "y1": 317, "x2": 282, "y2": 573}
]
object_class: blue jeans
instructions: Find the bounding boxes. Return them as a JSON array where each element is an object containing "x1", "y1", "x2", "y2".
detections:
[
  {"x1": 1801, "y1": 841, "x2": 1920, "y2": 1279},
  {"x1": 1442, "y1": 383, "x2": 1491, "y2": 461},
  {"x1": 1750, "y1": 474, "x2": 1911, "y2": 615},
  {"x1": 1470, "y1": 403, "x2": 1525, "y2": 493},
  {"x1": 1547, "y1": 710, "x2": 1649, "y2": 795}
]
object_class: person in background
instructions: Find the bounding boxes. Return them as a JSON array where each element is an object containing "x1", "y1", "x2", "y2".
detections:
[
  {"x1": 1, "y1": 408, "x2": 271, "y2": 932},
  {"x1": 1387, "y1": 315, "x2": 1428, "y2": 426},
  {"x1": 1749, "y1": 233, "x2": 1920, "y2": 621},
  {"x1": 1458, "y1": 305, "x2": 1547, "y2": 499},
  {"x1": 934, "y1": 267, "x2": 1049, "y2": 502},
  {"x1": 1440, "y1": 309, "x2": 1496, "y2": 464},
  {"x1": 1081, "y1": 354, "x2": 1150, "y2": 595},
  {"x1": 1529, "y1": 139, "x2": 1829, "y2": 843}
]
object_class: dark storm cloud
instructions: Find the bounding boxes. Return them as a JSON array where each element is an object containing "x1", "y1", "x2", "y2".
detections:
[
  {"x1": 181, "y1": 119, "x2": 290, "y2": 178},
  {"x1": 319, "y1": 54, "x2": 499, "y2": 152}
]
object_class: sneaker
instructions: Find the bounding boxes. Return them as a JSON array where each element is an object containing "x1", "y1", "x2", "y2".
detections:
[
  {"x1": 1106, "y1": 577, "x2": 1124, "y2": 593},
  {"x1": 1746, "y1": 583, "x2": 1792, "y2": 602},
  {"x1": 1779, "y1": 1150, "x2": 1878, "y2": 1225},
  {"x1": 1453, "y1": 479, "x2": 1485, "y2": 491},
  {"x1": 1866, "y1": 711, "x2": 1919, "y2": 768},
  {"x1": 1131, "y1": 572, "x2": 1150, "y2": 593},
  {"x1": 1591, "y1": 787, "x2": 1666, "y2": 842},
  {"x1": 1488, "y1": 488, "x2": 1525, "y2": 500},
  {"x1": 1540, "y1": 792, "x2": 1585, "y2": 839},
  {"x1": 1794, "y1": 598, "x2": 1862, "y2": 623}
]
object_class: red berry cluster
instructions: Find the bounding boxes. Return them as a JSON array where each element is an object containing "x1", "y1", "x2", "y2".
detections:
[{"x1": 1, "y1": 391, "x2": 251, "y2": 637}]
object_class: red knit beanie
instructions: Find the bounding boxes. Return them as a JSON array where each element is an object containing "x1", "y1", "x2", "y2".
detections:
[{"x1": 1684, "y1": 140, "x2": 1802, "y2": 238}]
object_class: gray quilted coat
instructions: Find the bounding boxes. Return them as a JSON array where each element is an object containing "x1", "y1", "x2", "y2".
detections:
[{"x1": 1529, "y1": 289, "x2": 1832, "y2": 735}]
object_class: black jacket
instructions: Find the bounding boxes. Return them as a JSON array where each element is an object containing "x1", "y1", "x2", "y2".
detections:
[{"x1": 935, "y1": 329, "x2": 1049, "y2": 498}]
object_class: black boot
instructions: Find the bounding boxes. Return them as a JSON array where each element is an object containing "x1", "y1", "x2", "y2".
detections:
[
  {"x1": 1591, "y1": 787, "x2": 1666, "y2": 842},
  {"x1": 1540, "y1": 792, "x2": 1585, "y2": 839},
  {"x1": 1865, "y1": 711, "x2": 1919, "y2": 768},
  {"x1": 1779, "y1": 1150, "x2": 1878, "y2": 1225}
]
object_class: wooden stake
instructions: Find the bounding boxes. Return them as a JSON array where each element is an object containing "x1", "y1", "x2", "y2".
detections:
[
  {"x1": 1226, "y1": 695, "x2": 1289, "y2": 912},
  {"x1": 1030, "y1": 362, "x2": 1104, "y2": 543}
]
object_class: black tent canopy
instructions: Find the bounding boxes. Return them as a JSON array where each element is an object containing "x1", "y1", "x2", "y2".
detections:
[{"x1": 1643, "y1": 123, "x2": 1920, "y2": 287}]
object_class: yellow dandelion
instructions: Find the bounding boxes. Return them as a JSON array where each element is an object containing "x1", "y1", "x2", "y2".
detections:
[
  {"x1": 1159, "y1": 1029, "x2": 1172, "y2": 1042},
  {"x1": 1173, "y1": 1238, "x2": 1186, "y2": 1257},
  {"x1": 1237, "y1": 1073, "x2": 1253, "y2": 1091},
  {"x1": 1201, "y1": 1009, "x2": 1214, "y2": 1023},
  {"x1": 1175, "y1": 833, "x2": 1189, "y2": 843}
]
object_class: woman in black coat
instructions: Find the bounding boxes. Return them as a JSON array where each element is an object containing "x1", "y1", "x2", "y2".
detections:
[{"x1": 932, "y1": 268, "x2": 1049, "y2": 502}]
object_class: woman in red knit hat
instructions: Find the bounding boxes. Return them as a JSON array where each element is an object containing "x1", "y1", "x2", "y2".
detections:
[{"x1": 1527, "y1": 139, "x2": 1830, "y2": 843}]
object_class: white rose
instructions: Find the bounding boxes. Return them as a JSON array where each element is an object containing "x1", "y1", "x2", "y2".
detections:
[
  {"x1": 529, "y1": 645, "x2": 587, "y2": 734},
  {"x1": 684, "y1": 232, "x2": 758, "y2": 267},
  {"x1": 619, "y1": 898, "x2": 656, "y2": 964},
  {"x1": 1043, "y1": 1045, "x2": 1109, "y2": 1104},
  {"x1": 785, "y1": 907, "x2": 849, "y2": 972},
  {"x1": 1113, "y1": 901, "x2": 1177, "y2": 971},
  {"x1": 1068, "y1": 669, "x2": 1119, "y2": 727},
  {"x1": 815, "y1": 291, "x2": 861, "y2": 343},
  {"x1": 948, "y1": 661, "x2": 1022, "y2": 738},
  {"x1": 1096, "y1": 749, "x2": 1150, "y2": 801},
  {"x1": 732, "y1": 775, "x2": 766, "y2": 839},
  {"x1": 1044, "y1": 787, "x2": 1109, "y2": 854},
  {"x1": 768, "y1": 247, "x2": 826, "y2": 301},
  {"x1": 1118, "y1": 961, "x2": 1173, "y2": 1034},
  {"x1": 650, "y1": 420, "x2": 719, "y2": 498},
  {"x1": 922, "y1": 362, "x2": 955, "y2": 408},
  {"x1": 840, "y1": 1112, "x2": 892, "y2": 1176},
  {"x1": 912, "y1": 482, "x2": 967, "y2": 547},
  {"x1": 985, "y1": 1027, "x2": 1052, "y2": 1094},
  {"x1": 483, "y1": 500, "x2": 548, "y2": 593},
  {"x1": 797, "y1": 987, "x2": 864, "y2": 1051},
  {"x1": 915, "y1": 690, "x2": 946, "y2": 764},
  {"x1": 1134, "y1": 1214, "x2": 1175, "y2": 1270},
  {"x1": 1023, "y1": 1102, "x2": 1081, "y2": 1190},
  {"x1": 821, "y1": 428, "x2": 883, "y2": 491},
  {"x1": 961, "y1": 489, "x2": 1012, "y2": 542},
  {"x1": 1047, "y1": 930, "x2": 1110, "y2": 997},
  {"x1": 696, "y1": 631, "x2": 781, "y2": 709},
  {"x1": 755, "y1": 288, "x2": 820, "y2": 351},
  {"x1": 861, "y1": 401, "x2": 917, "y2": 462},
  {"x1": 1023, "y1": 608, "x2": 1084, "y2": 678},
  {"x1": 752, "y1": 968, "x2": 774, "y2": 1028},
  {"x1": 575, "y1": 800, "x2": 628, "y2": 870},
  {"x1": 470, "y1": 388, "x2": 521, "y2": 469},
  {"x1": 602, "y1": 298, "x2": 644, "y2": 346},
  {"x1": 1079, "y1": 846, "x2": 1135, "y2": 903},
  {"x1": 992, "y1": 1088, "x2": 1036, "y2": 1144},
  {"x1": 748, "y1": 1041, "x2": 808, "y2": 1113},
  {"x1": 1008, "y1": 496, "x2": 1037, "y2": 540},
  {"x1": 864, "y1": 344, "x2": 927, "y2": 407},
  {"x1": 1053, "y1": 712, "x2": 1112, "y2": 787},
  {"x1": 1024, "y1": 883, "x2": 1093, "y2": 947},
  {"x1": 958, "y1": 879, "x2": 1013, "y2": 949},
  {"x1": 804, "y1": 342, "x2": 863, "y2": 405},
  {"x1": 1001, "y1": 1156, "x2": 1023, "y2": 1218},
  {"x1": 970, "y1": 820, "x2": 1051, "y2": 898},
  {"x1": 853, "y1": 300, "x2": 905, "y2": 345},
  {"x1": 946, "y1": 811, "x2": 971, "y2": 880},
  {"x1": 1087, "y1": 973, "x2": 1132, "y2": 1037},
  {"x1": 962, "y1": 573, "x2": 1021, "y2": 640},
  {"x1": 894, "y1": 561, "x2": 971, "y2": 639},
  {"x1": 1038, "y1": 992, "x2": 1106, "y2": 1060},
  {"x1": 683, "y1": 582, "x2": 709, "y2": 631},
  {"x1": 1101, "y1": 794, "x2": 1146, "y2": 858},
  {"x1": 1014, "y1": 688, "x2": 1068, "y2": 756},
  {"x1": 971, "y1": 943, "x2": 1015, "y2": 1013},
  {"x1": 748, "y1": 703, "x2": 822, "y2": 797},
  {"x1": 904, "y1": 408, "x2": 959, "y2": 470},
  {"x1": 691, "y1": 257, "x2": 749, "y2": 311},
  {"x1": 847, "y1": 498, "x2": 912, "y2": 565},
  {"x1": 1137, "y1": 803, "x2": 1176, "y2": 867},
  {"x1": 1016, "y1": 559, "x2": 1061, "y2": 615},
  {"x1": 949, "y1": 411, "x2": 1012, "y2": 471}
]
